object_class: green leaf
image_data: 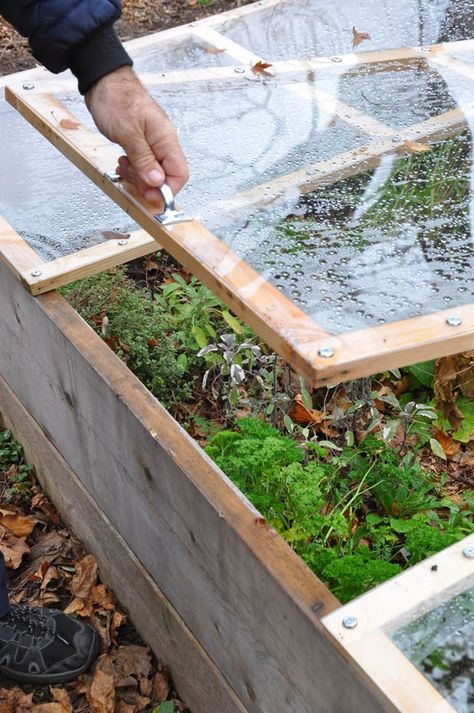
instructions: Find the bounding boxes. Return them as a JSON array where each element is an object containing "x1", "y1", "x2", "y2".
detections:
[
  {"x1": 222, "y1": 310, "x2": 243, "y2": 334},
  {"x1": 283, "y1": 414, "x2": 294, "y2": 434},
  {"x1": 192, "y1": 325, "x2": 208, "y2": 349},
  {"x1": 154, "y1": 702, "x2": 175, "y2": 713},
  {"x1": 408, "y1": 360, "x2": 435, "y2": 388},
  {"x1": 429, "y1": 438, "x2": 447, "y2": 461},
  {"x1": 453, "y1": 397, "x2": 474, "y2": 443},
  {"x1": 383, "y1": 420, "x2": 398, "y2": 442},
  {"x1": 228, "y1": 387, "x2": 240, "y2": 406},
  {"x1": 299, "y1": 379, "x2": 313, "y2": 410},
  {"x1": 345, "y1": 431, "x2": 355, "y2": 447},
  {"x1": 177, "y1": 353, "x2": 188, "y2": 371}
]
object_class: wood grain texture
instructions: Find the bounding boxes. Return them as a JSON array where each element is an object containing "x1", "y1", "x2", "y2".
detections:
[
  {"x1": 22, "y1": 229, "x2": 159, "y2": 295},
  {"x1": 0, "y1": 247, "x2": 394, "y2": 712},
  {"x1": 0, "y1": 375, "x2": 248, "y2": 713}
]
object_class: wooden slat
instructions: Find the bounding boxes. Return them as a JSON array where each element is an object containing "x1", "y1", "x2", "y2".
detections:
[
  {"x1": 0, "y1": 239, "x2": 394, "y2": 713},
  {"x1": 23, "y1": 229, "x2": 159, "y2": 296},
  {"x1": 208, "y1": 108, "x2": 466, "y2": 215},
  {"x1": 323, "y1": 536, "x2": 474, "y2": 713},
  {"x1": 191, "y1": 25, "x2": 261, "y2": 64},
  {"x1": 0, "y1": 375, "x2": 248, "y2": 713}
]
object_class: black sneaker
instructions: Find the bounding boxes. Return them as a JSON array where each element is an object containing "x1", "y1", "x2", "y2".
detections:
[{"x1": 0, "y1": 605, "x2": 99, "y2": 684}]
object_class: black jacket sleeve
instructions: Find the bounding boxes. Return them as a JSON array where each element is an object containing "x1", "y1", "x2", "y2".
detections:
[{"x1": 0, "y1": 0, "x2": 133, "y2": 94}]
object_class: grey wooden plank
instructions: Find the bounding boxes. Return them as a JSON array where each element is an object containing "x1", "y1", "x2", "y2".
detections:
[{"x1": 0, "y1": 374, "x2": 248, "y2": 713}]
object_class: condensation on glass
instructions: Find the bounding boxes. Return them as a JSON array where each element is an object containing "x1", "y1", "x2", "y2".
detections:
[
  {"x1": 390, "y1": 581, "x2": 474, "y2": 713},
  {"x1": 1, "y1": 0, "x2": 473, "y2": 333}
]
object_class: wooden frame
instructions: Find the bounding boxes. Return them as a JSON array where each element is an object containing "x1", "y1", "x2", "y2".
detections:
[
  {"x1": 323, "y1": 535, "x2": 474, "y2": 713},
  {"x1": 4, "y1": 24, "x2": 474, "y2": 386}
]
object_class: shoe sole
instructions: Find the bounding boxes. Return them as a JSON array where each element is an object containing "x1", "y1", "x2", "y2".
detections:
[{"x1": 0, "y1": 628, "x2": 100, "y2": 685}]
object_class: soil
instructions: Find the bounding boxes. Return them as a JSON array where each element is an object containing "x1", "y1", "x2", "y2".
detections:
[{"x1": 0, "y1": 0, "x2": 252, "y2": 76}]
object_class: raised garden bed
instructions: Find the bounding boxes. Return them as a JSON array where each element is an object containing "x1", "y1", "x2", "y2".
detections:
[{"x1": 1, "y1": 1, "x2": 474, "y2": 711}]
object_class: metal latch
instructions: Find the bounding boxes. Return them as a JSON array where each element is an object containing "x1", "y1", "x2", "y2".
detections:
[
  {"x1": 104, "y1": 172, "x2": 191, "y2": 226},
  {"x1": 155, "y1": 183, "x2": 190, "y2": 226}
]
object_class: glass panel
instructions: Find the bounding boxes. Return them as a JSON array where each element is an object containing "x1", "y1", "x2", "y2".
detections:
[
  {"x1": 130, "y1": 35, "x2": 237, "y2": 73},
  {"x1": 391, "y1": 583, "x2": 474, "y2": 713},
  {"x1": 0, "y1": 95, "x2": 135, "y2": 261},
  {"x1": 219, "y1": 0, "x2": 473, "y2": 62}
]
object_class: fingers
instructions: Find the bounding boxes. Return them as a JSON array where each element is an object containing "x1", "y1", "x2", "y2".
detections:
[
  {"x1": 116, "y1": 156, "x2": 163, "y2": 204},
  {"x1": 120, "y1": 131, "x2": 166, "y2": 190}
]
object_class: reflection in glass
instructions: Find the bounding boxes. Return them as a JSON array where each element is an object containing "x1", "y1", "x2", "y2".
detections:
[{"x1": 391, "y1": 586, "x2": 474, "y2": 713}]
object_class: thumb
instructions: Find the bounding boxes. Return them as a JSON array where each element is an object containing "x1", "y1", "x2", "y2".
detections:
[{"x1": 122, "y1": 134, "x2": 165, "y2": 188}]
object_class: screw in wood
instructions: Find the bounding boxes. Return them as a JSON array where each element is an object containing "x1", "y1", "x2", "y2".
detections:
[
  {"x1": 463, "y1": 546, "x2": 474, "y2": 559},
  {"x1": 22, "y1": 82, "x2": 35, "y2": 90},
  {"x1": 343, "y1": 616, "x2": 358, "y2": 629},
  {"x1": 30, "y1": 269, "x2": 42, "y2": 277},
  {"x1": 117, "y1": 240, "x2": 128, "y2": 246},
  {"x1": 446, "y1": 315, "x2": 462, "y2": 327},
  {"x1": 331, "y1": 57, "x2": 342, "y2": 63},
  {"x1": 318, "y1": 346, "x2": 335, "y2": 358},
  {"x1": 234, "y1": 68, "x2": 246, "y2": 74}
]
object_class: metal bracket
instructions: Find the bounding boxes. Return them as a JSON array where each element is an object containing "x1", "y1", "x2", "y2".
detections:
[
  {"x1": 155, "y1": 183, "x2": 191, "y2": 226},
  {"x1": 104, "y1": 172, "x2": 191, "y2": 226}
]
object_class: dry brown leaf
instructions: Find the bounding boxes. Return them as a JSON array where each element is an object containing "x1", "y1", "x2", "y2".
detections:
[
  {"x1": 153, "y1": 670, "x2": 170, "y2": 702},
  {"x1": 110, "y1": 609, "x2": 127, "y2": 644},
  {"x1": 404, "y1": 139, "x2": 431, "y2": 153},
  {"x1": 91, "y1": 584, "x2": 115, "y2": 611},
  {"x1": 250, "y1": 60, "x2": 273, "y2": 77},
  {"x1": 102, "y1": 231, "x2": 131, "y2": 241},
  {"x1": 289, "y1": 393, "x2": 325, "y2": 427},
  {"x1": 0, "y1": 507, "x2": 36, "y2": 537},
  {"x1": 59, "y1": 118, "x2": 80, "y2": 130},
  {"x1": 0, "y1": 537, "x2": 30, "y2": 569},
  {"x1": 115, "y1": 704, "x2": 135, "y2": 713},
  {"x1": 352, "y1": 26, "x2": 371, "y2": 47},
  {"x1": 433, "y1": 428, "x2": 460, "y2": 458},
  {"x1": 64, "y1": 596, "x2": 93, "y2": 618},
  {"x1": 88, "y1": 656, "x2": 115, "y2": 713},
  {"x1": 70, "y1": 554, "x2": 98, "y2": 598},
  {"x1": 0, "y1": 689, "x2": 34, "y2": 713},
  {"x1": 203, "y1": 46, "x2": 225, "y2": 54},
  {"x1": 31, "y1": 493, "x2": 60, "y2": 525},
  {"x1": 109, "y1": 645, "x2": 152, "y2": 685},
  {"x1": 435, "y1": 356, "x2": 465, "y2": 428},
  {"x1": 32, "y1": 685, "x2": 72, "y2": 713}
]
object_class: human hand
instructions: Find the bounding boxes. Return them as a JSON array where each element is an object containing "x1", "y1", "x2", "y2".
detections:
[{"x1": 85, "y1": 66, "x2": 189, "y2": 202}]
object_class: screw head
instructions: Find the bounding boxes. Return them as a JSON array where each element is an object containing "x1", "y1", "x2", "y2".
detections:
[
  {"x1": 391, "y1": 136, "x2": 402, "y2": 143},
  {"x1": 463, "y1": 546, "x2": 474, "y2": 559},
  {"x1": 234, "y1": 67, "x2": 246, "y2": 74},
  {"x1": 446, "y1": 315, "x2": 462, "y2": 327},
  {"x1": 117, "y1": 239, "x2": 128, "y2": 246},
  {"x1": 318, "y1": 346, "x2": 335, "y2": 359},
  {"x1": 30, "y1": 269, "x2": 42, "y2": 277},
  {"x1": 343, "y1": 616, "x2": 358, "y2": 629},
  {"x1": 22, "y1": 81, "x2": 35, "y2": 90},
  {"x1": 331, "y1": 56, "x2": 342, "y2": 63}
]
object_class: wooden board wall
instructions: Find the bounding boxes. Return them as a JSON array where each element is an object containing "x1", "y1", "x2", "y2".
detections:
[
  {"x1": 0, "y1": 247, "x2": 393, "y2": 713},
  {"x1": 0, "y1": 375, "x2": 246, "y2": 713}
]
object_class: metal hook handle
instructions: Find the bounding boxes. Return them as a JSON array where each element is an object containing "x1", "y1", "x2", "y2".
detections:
[{"x1": 159, "y1": 182, "x2": 176, "y2": 212}]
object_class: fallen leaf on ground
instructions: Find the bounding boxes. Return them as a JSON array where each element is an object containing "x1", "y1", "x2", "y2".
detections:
[
  {"x1": 289, "y1": 393, "x2": 325, "y2": 427},
  {"x1": 433, "y1": 428, "x2": 460, "y2": 458},
  {"x1": 0, "y1": 507, "x2": 36, "y2": 537},
  {"x1": 31, "y1": 492, "x2": 60, "y2": 525},
  {"x1": 203, "y1": 46, "x2": 225, "y2": 53},
  {"x1": 88, "y1": 656, "x2": 116, "y2": 713},
  {"x1": 404, "y1": 139, "x2": 430, "y2": 153},
  {"x1": 250, "y1": 60, "x2": 273, "y2": 77},
  {"x1": 0, "y1": 689, "x2": 34, "y2": 712},
  {"x1": 352, "y1": 26, "x2": 371, "y2": 47},
  {"x1": 109, "y1": 645, "x2": 152, "y2": 684},
  {"x1": 70, "y1": 553, "x2": 98, "y2": 598},
  {"x1": 0, "y1": 536, "x2": 30, "y2": 569},
  {"x1": 32, "y1": 686, "x2": 73, "y2": 713},
  {"x1": 153, "y1": 670, "x2": 171, "y2": 702}
]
